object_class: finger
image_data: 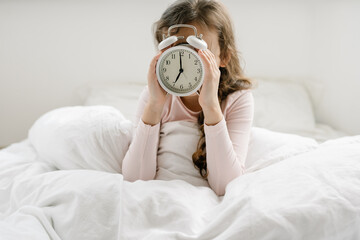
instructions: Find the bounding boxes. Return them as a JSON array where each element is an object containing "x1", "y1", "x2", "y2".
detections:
[
  {"x1": 198, "y1": 49, "x2": 211, "y2": 69},
  {"x1": 205, "y1": 49, "x2": 218, "y2": 69},
  {"x1": 201, "y1": 49, "x2": 214, "y2": 69},
  {"x1": 208, "y1": 50, "x2": 218, "y2": 70},
  {"x1": 203, "y1": 49, "x2": 217, "y2": 70},
  {"x1": 150, "y1": 52, "x2": 161, "y2": 67},
  {"x1": 154, "y1": 51, "x2": 163, "y2": 62},
  {"x1": 150, "y1": 52, "x2": 163, "y2": 73}
]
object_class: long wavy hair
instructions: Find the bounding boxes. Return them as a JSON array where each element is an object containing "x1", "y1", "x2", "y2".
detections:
[{"x1": 152, "y1": 0, "x2": 253, "y2": 179}]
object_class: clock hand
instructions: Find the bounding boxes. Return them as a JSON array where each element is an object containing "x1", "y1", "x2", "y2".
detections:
[
  {"x1": 174, "y1": 71, "x2": 181, "y2": 83},
  {"x1": 179, "y1": 51, "x2": 183, "y2": 71},
  {"x1": 174, "y1": 52, "x2": 184, "y2": 84}
]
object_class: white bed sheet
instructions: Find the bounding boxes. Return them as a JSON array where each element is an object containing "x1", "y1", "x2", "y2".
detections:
[{"x1": 0, "y1": 105, "x2": 359, "y2": 239}]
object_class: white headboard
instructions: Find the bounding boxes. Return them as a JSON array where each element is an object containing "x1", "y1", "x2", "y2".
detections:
[{"x1": 0, "y1": 0, "x2": 359, "y2": 146}]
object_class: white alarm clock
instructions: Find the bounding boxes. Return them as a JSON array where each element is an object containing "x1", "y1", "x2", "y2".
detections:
[{"x1": 156, "y1": 24, "x2": 208, "y2": 96}]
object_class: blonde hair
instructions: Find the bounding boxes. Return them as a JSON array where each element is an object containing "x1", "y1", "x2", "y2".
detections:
[{"x1": 153, "y1": 0, "x2": 253, "y2": 179}]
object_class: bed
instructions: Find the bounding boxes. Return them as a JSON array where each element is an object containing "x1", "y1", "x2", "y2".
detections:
[{"x1": 0, "y1": 78, "x2": 359, "y2": 239}]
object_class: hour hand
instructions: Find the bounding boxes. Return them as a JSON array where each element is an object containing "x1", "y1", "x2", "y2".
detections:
[{"x1": 174, "y1": 71, "x2": 181, "y2": 83}]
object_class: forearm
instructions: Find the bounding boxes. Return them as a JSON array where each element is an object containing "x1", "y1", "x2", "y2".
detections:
[
  {"x1": 122, "y1": 103, "x2": 164, "y2": 181},
  {"x1": 141, "y1": 101, "x2": 165, "y2": 125},
  {"x1": 202, "y1": 90, "x2": 254, "y2": 196},
  {"x1": 204, "y1": 118, "x2": 245, "y2": 196},
  {"x1": 203, "y1": 103, "x2": 223, "y2": 126}
]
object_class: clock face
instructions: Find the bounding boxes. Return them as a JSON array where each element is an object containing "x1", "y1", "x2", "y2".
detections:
[{"x1": 156, "y1": 45, "x2": 204, "y2": 96}]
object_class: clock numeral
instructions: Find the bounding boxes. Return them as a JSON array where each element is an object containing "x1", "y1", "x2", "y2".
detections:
[
  {"x1": 171, "y1": 54, "x2": 175, "y2": 59},
  {"x1": 173, "y1": 82, "x2": 176, "y2": 87},
  {"x1": 162, "y1": 68, "x2": 167, "y2": 73},
  {"x1": 189, "y1": 53, "x2": 191, "y2": 59},
  {"x1": 165, "y1": 76, "x2": 169, "y2": 81},
  {"x1": 180, "y1": 50, "x2": 184, "y2": 56},
  {"x1": 166, "y1": 60, "x2": 171, "y2": 65},
  {"x1": 189, "y1": 82, "x2": 192, "y2": 87},
  {"x1": 194, "y1": 77, "x2": 198, "y2": 81},
  {"x1": 197, "y1": 68, "x2": 201, "y2": 73},
  {"x1": 180, "y1": 84, "x2": 183, "y2": 89},
  {"x1": 194, "y1": 60, "x2": 198, "y2": 65}
]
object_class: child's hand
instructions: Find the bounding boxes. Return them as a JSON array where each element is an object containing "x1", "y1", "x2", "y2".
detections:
[
  {"x1": 147, "y1": 51, "x2": 168, "y2": 109},
  {"x1": 197, "y1": 49, "x2": 221, "y2": 111}
]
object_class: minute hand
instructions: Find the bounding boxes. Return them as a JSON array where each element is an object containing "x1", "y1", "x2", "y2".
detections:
[{"x1": 179, "y1": 51, "x2": 183, "y2": 70}]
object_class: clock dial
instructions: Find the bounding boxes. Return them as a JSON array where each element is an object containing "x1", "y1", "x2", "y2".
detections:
[{"x1": 158, "y1": 47, "x2": 203, "y2": 94}]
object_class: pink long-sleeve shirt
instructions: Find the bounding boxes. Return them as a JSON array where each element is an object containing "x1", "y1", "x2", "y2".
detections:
[{"x1": 122, "y1": 85, "x2": 254, "y2": 196}]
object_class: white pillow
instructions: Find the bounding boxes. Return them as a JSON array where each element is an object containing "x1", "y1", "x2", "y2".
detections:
[
  {"x1": 252, "y1": 78, "x2": 316, "y2": 133},
  {"x1": 245, "y1": 127, "x2": 319, "y2": 173},
  {"x1": 28, "y1": 106, "x2": 133, "y2": 173},
  {"x1": 80, "y1": 81, "x2": 146, "y2": 124}
]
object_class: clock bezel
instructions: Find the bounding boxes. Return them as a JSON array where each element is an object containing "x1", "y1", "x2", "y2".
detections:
[{"x1": 156, "y1": 45, "x2": 205, "y2": 97}]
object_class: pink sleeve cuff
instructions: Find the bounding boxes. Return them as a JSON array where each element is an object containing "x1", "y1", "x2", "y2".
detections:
[
  {"x1": 137, "y1": 118, "x2": 161, "y2": 136},
  {"x1": 204, "y1": 115, "x2": 226, "y2": 134}
]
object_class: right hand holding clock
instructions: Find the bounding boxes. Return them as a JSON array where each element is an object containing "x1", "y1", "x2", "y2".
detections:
[{"x1": 197, "y1": 49, "x2": 221, "y2": 111}]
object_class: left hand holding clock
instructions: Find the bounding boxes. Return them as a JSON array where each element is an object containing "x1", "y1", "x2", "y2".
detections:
[{"x1": 197, "y1": 49, "x2": 221, "y2": 112}]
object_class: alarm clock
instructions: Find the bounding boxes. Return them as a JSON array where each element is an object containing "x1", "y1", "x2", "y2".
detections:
[{"x1": 156, "y1": 24, "x2": 208, "y2": 96}]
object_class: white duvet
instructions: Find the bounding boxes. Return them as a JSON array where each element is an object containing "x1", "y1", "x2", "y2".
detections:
[{"x1": 0, "y1": 106, "x2": 359, "y2": 240}]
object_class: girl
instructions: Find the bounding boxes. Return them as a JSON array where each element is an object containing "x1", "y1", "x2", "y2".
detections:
[{"x1": 122, "y1": 0, "x2": 254, "y2": 196}]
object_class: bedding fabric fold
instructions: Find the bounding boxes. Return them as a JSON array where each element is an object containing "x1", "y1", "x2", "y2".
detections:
[{"x1": 1, "y1": 106, "x2": 360, "y2": 239}]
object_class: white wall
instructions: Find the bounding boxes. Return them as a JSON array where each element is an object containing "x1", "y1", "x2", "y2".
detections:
[
  {"x1": 0, "y1": 0, "x2": 172, "y2": 146},
  {"x1": 225, "y1": 0, "x2": 360, "y2": 134},
  {"x1": 1, "y1": 0, "x2": 359, "y2": 146},
  {"x1": 308, "y1": 1, "x2": 360, "y2": 134}
]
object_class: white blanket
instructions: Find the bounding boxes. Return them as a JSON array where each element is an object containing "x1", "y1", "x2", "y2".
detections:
[{"x1": 1, "y1": 106, "x2": 360, "y2": 239}]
